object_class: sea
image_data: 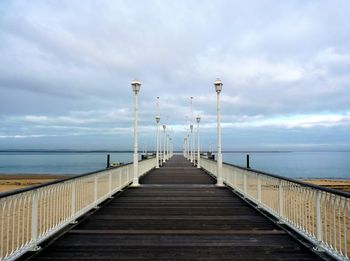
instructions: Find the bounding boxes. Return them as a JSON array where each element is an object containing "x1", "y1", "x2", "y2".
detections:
[{"x1": 0, "y1": 151, "x2": 349, "y2": 179}]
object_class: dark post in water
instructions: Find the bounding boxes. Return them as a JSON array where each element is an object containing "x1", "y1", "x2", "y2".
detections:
[
  {"x1": 246, "y1": 154, "x2": 250, "y2": 169},
  {"x1": 106, "y1": 154, "x2": 110, "y2": 168}
]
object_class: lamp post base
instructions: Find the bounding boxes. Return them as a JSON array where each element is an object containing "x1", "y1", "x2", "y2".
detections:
[
  {"x1": 216, "y1": 178, "x2": 224, "y2": 187},
  {"x1": 131, "y1": 181, "x2": 140, "y2": 187}
]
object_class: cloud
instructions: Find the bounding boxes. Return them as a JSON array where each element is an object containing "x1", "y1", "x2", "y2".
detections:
[{"x1": 0, "y1": 0, "x2": 350, "y2": 149}]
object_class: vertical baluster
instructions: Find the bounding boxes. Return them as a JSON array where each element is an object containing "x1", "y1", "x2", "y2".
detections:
[
  {"x1": 109, "y1": 171, "x2": 112, "y2": 197},
  {"x1": 233, "y1": 170, "x2": 237, "y2": 189},
  {"x1": 48, "y1": 189, "x2": 52, "y2": 230},
  {"x1": 38, "y1": 192, "x2": 42, "y2": 237},
  {"x1": 31, "y1": 191, "x2": 40, "y2": 250},
  {"x1": 55, "y1": 187, "x2": 59, "y2": 229},
  {"x1": 311, "y1": 190, "x2": 315, "y2": 236},
  {"x1": 337, "y1": 198, "x2": 341, "y2": 254},
  {"x1": 345, "y1": 201, "x2": 348, "y2": 258},
  {"x1": 6, "y1": 201, "x2": 11, "y2": 257},
  {"x1": 119, "y1": 169, "x2": 122, "y2": 190},
  {"x1": 325, "y1": 194, "x2": 330, "y2": 247},
  {"x1": 333, "y1": 195, "x2": 337, "y2": 251},
  {"x1": 21, "y1": 197, "x2": 26, "y2": 247},
  {"x1": 257, "y1": 175, "x2": 261, "y2": 207},
  {"x1": 71, "y1": 180, "x2": 77, "y2": 222},
  {"x1": 292, "y1": 184, "x2": 296, "y2": 223},
  {"x1": 45, "y1": 190, "x2": 49, "y2": 234},
  {"x1": 278, "y1": 180, "x2": 284, "y2": 219},
  {"x1": 315, "y1": 190, "x2": 322, "y2": 250},
  {"x1": 17, "y1": 197, "x2": 22, "y2": 251},
  {"x1": 11, "y1": 198, "x2": 17, "y2": 255},
  {"x1": 94, "y1": 176, "x2": 98, "y2": 207},
  {"x1": 26, "y1": 196, "x2": 30, "y2": 248},
  {"x1": 1, "y1": 201, "x2": 6, "y2": 259}
]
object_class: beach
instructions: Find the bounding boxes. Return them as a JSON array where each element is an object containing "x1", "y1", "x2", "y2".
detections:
[
  {"x1": 0, "y1": 174, "x2": 349, "y2": 194},
  {"x1": 303, "y1": 179, "x2": 350, "y2": 193},
  {"x1": 0, "y1": 174, "x2": 71, "y2": 193}
]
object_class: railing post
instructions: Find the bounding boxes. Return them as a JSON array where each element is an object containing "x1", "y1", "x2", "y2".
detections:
[
  {"x1": 71, "y1": 181, "x2": 76, "y2": 220},
  {"x1": 31, "y1": 191, "x2": 40, "y2": 251},
  {"x1": 243, "y1": 173, "x2": 247, "y2": 196},
  {"x1": 108, "y1": 171, "x2": 113, "y2": 198},
  {"x1": 315, "y1": 190, "x2": 323, "y2": 248},
  {"x1": 257, "y1": 174, "x2": 261, "y2": 206},
  {"x1": 278, "y1": 180, "x2": 284, "y2": 218},
  {"x1": 233, "y1": 170, "x2": 237, "y2": 189},
  {"x1": 94, "y1": 176, "x2": 98, "y2": 208},
  {"x1": 119, "y1": 169, "x2": 122, "y2": 189}
]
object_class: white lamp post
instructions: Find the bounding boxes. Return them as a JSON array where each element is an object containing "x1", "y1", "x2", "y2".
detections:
[
  {"x1": 187, "y1": 133, "x2": 190, "y2": 160},
  {"x1": 155, "y1": 97, "x2": 160, "y2": 168},
  {"x1": 131, "y1": 79, "x2": 141, "y2": 186},
  {"x1": 214, "y1": 78, "x2": 224, "y2": 186},
  {"x1": 184, "y1": 137, "x2": 187, "y2": 158},
  {"x1": 190, "y1": 124, "x2": 194, "y2": 163},
  {"x1": 171, "y1": 139, "x2": 173, "y2": 157},
  {"x1": 156, "y1": 116, "x2": 160, "y2": 167},
  {"x1": 190, "y1": 97, "x2": 194, "y2": 164},
  {"x1": 166, "y1": 134, "x2": 169, "y2": 160},
  {"x1": 169, "y1": 137, "x2": 172, "y2": 158},
  {"x1": 159, "y1": 123, "x2": 163, "y2": 166},
  {"x1": 196, "y1": 115, "x2": 201, "y2": 168},
  {"x1": 163, "y1": 124, "x2": 166, "y2": 163}
]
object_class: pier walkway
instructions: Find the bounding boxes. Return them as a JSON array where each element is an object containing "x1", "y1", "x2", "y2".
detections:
[{"x1": 29, "y1": 155, "x2": 322, "y2": 260}]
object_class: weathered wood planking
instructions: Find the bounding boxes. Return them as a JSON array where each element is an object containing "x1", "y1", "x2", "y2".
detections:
[{"x1": 27, "y1": 155, "x2": 323, "y2": 260}]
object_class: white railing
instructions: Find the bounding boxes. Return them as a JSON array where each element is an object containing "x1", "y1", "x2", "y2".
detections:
[
  {"x1": 201, "y1": 157, "x2": 350, "y2": 261},
  {"x1": 0, "y1": 157, "x2": 156, "y2": 261}
]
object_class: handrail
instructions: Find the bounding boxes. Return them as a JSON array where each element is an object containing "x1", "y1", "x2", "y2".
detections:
[
  {"x1": 0, "y1": 163, "x2": 133, "y2": 199},
  {"x1": 0, "y1": 157, "x2": 157, "y2": 261},
  {"x1": 224, "y1": 161, "x2": 350, "y2": 198},
  {"x1": 200, "y1": 156, "x2": 350, "y2": 261}
]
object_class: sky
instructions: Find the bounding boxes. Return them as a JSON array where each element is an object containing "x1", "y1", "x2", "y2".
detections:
[{"x1": 0, "y1": 0, "x2": 350, "y2": 151}]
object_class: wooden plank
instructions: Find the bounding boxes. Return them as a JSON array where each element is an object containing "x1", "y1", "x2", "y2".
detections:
[{"x1": 29, "y1": 155, "x2": 323, "y2": 260}]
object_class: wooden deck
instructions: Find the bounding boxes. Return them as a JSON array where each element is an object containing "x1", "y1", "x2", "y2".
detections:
[{"x1": 28, "y1": 155, "x2": 324, "y2": 260}]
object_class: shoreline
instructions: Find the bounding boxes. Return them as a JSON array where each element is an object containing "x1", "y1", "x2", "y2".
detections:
[
  {"x1": 302, "y1": 179, "x2": 350, "y2": 193},
  {"x1": 0, "y1": 174, "x2": 73, "y2": 193},
  {"x1": 0, "y1": 174, "x2": 349, "y2": 194}
]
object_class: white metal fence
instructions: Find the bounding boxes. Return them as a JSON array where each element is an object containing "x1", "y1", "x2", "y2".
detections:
[
  {"x1": 0, "y1": 157, "x2": 156, "y2": 261},
  {"x1": 200, "y1": 157, "x2": 350, "y2": 261}
]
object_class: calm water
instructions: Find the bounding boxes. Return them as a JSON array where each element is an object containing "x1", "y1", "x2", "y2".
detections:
[
  {"x1": 0, "y1": 151, "x2": 349, "y2": 178},
  {"x1": 0, "y1": 152, "x2": 133, "y2": 175},
  {"x1": 222, "y1": 151, "x2": 350, "y2": 179}
]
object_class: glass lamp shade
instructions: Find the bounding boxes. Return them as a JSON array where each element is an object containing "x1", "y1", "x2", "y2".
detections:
[
  {"x1": 214, "y1": 78, "x2": 223, "y2": 93},
  {"x1": 131, "y1": 80, "x2": 141, "y2": 93}
]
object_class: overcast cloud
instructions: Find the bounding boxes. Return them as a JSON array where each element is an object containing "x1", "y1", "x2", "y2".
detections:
[{"x1": 0, "y1": 0, "x2": 350, "y2": 150}]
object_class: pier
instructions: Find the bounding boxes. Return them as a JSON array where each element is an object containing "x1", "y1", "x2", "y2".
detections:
[
  {"x1": 0, "y1": 154, "x2": 349, "y2": 260},
  {"x1": 19, "y1": 156, "x2": 327, "y2": 260},
  {"x1": 1, "y1": 77, "x2": 349, "y2": 260}
]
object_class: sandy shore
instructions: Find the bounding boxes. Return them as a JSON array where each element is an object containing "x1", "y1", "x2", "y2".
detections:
[
  {"x1": 0, "y1": 174, "x2": 73, "y2": 193},
  {"x1": 0, "y1": 174, "x2": 349, "y2": 194},
  {"x1": 301, "y1": 179, "x2": 350, "y2": 193}
]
